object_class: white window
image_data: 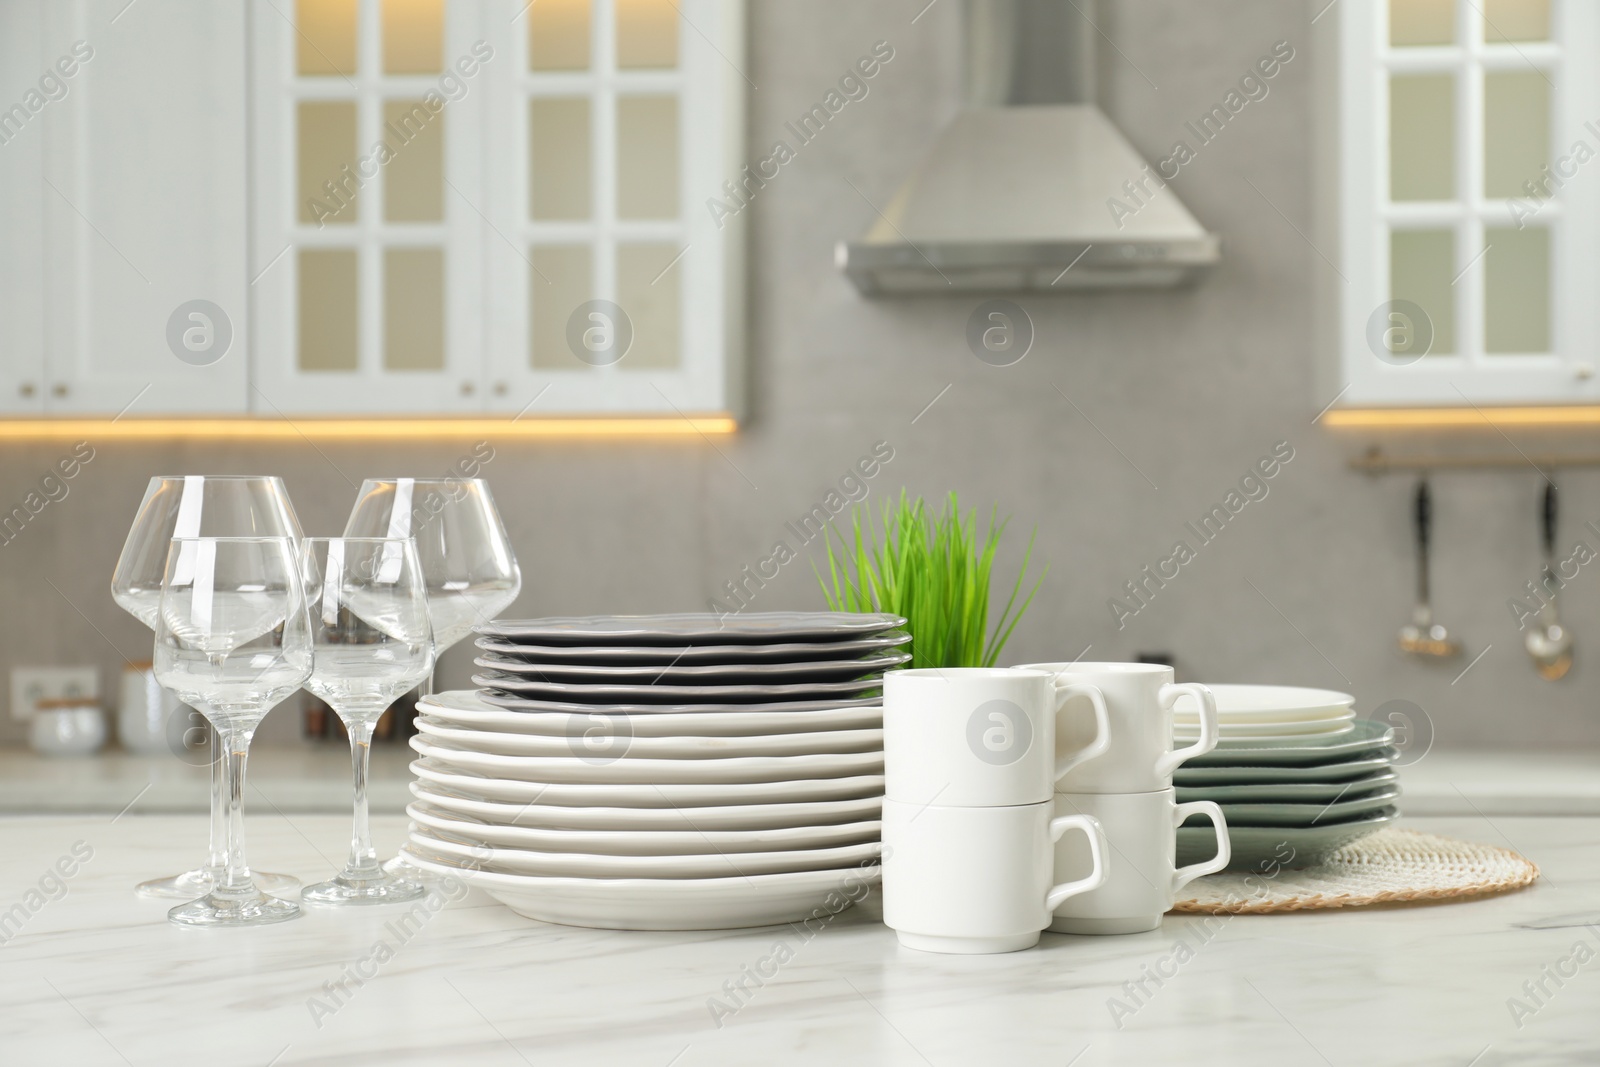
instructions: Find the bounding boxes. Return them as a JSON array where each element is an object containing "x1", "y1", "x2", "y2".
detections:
[{"x1": 1327, "y1": 0, "x2": 1600, "y2": 409}]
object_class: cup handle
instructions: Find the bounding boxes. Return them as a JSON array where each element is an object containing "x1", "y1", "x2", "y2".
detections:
[
  {"x1": 1051, "y1": 681, "x2": 1111, "y2": 782},
  {"x1": 1044, "y1": 813, "x2": 1109, "y2": 911},
  {"x1": 1171, "y1": 800, "x2": 1230, "y2": 892},
  {"x1": 1155, "y1": 682, "x2": 1218, "y2": 779}
]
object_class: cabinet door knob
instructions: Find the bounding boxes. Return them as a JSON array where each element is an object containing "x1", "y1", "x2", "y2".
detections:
[
  {"x1": 1575, "y1": 363, "x2": 1595, "y2": 381},
  {"x1": 51, "y1": 383, "x2": 68, "y2": 398},
  {"x1": 460, "y1": 381, "x2": 476, "y2": 396},
  {"x1": 19, "y1": 383, "x2": 35, "y2": 397},
  {"x1": 493, "y1": 381, "x2": 508, "y2": 396}
]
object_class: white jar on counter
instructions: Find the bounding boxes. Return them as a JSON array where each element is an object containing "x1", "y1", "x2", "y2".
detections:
[
  {"x1": 31, "y1": 698, "x2": 107, "y2": 757},
  {"x1": 118, "y1": 661, "x2": 189, "y2": 756}
]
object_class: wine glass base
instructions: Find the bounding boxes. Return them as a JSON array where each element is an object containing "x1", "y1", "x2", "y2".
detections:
[
  {"x1": 136, "y1": 868, "x2": 301, "y2": 900},
  {"x1": 168, "y1": 891, "x2": 301, "y2": 927},
  {"x1": 301, "y1": 870, "x2": 427, "y2": 906}
]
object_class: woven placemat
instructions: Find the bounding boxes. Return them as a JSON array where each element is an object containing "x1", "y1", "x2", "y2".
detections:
[{"x1": 1171, "y1": 828, "x2": 1539, "y2": 914}]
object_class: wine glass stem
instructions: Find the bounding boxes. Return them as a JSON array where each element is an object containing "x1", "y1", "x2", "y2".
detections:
[
  {"x1": 207, "y1": 723, "x2": 227, "y2": 874},
  {"x1": 217, "y1": 724, "x2": 258, "y2": 898},
  {"x1": 343, "y1": 719, "x2": 380, "y2": 879},
  {"x1": 418, "y1": 669, "x2": 436, "y2": 701}
]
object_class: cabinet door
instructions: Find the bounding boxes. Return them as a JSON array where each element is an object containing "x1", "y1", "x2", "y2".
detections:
[
  {"x1": 481, "y1": 0, "x2": 744, "y2": 417},
  {"x1": 249, "y1": 0, "x2": 488, "y2": 414},
  {"x1": 0, "y1": 3, "x2": 46, "y2": 413},
  {"x1": 38, "y1": 0, "x2": 250, "y2": 415}
]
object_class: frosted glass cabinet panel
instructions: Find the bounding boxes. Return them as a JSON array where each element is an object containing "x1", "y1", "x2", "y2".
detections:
[{"x1": 1326, "y1": 0, "x2": 1600, "y2": 409}]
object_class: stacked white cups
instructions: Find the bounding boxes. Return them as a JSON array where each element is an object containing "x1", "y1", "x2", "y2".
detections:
[
  {"x1": 881, "y1": 668, "x2": 1114, "y2": 954},
  {"x1": 1015, "y1": 662, "x2": 1232, "y2": 935}
]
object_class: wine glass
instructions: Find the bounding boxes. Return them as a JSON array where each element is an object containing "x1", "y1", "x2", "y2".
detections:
[
  {"x1": 343, "y1": 479, "x2": 522, "y2": 696},
  {"x1": 110, "y1": 476, "x2": 303, "y2": 899},
  {"x1": 299, "y1": 538, "x2": 434, "y2": 905},
  {"x1": 154, "y1": 537, "x2": 313, "y2": 927}
]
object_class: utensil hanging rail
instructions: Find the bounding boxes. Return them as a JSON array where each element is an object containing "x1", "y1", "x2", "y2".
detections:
[{"x1": 1350, "y1": 446, "x2": 1600, "y2": 473}]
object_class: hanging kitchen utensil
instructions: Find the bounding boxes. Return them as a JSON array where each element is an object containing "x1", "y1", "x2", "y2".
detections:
[
  {"x1": 1525, "y1": 481, "x2": 1574, "y2": 681},
  {"x1": 1399, "y1": 479, "x2": 1462, "y2": 659}
]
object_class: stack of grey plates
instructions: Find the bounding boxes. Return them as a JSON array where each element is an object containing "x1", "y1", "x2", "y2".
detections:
[
  {"x1": 398, "y1": 612, "x2": 909, "y2": 930},
  {"x1": 1171, "y1": 686, "x2": 1400, "y2": 871}
]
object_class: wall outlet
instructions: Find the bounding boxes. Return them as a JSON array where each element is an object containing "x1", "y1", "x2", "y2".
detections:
[{"x1": 10, "y1": 667, "x2": 100, "y2": 721}]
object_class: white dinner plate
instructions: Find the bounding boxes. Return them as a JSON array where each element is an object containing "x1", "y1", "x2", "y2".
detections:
[
  {"x1": 414, "y1": 716, "x2": 884, "y2": 758},
  {"x1": 410, "y1": 758, "x2": 886, "y2": 806},
  {"x1": 411, "y1": 781, "x2": 884, "y2": 830},
  {"x1": 1174, "y1": 716, "x2": 1356, "y2": 741},
  {"x1": 417, "y1": 691, "x2": 883, "y2": 737},
  {"x1": 411, "y1": 736, "x2": 883, "y2": 784},
  {"x1": 406, "y1": 801, "x2": 882, "y2": 855},
  {"x1": 477, "y1": 612, "x2": 907, "y2": 644},
  {"x1": 408, "y1": 825, "x2": 882, "y2": 878},
  {"x1": 1169, "y1": 684, "x2": 1356, "y2": 722},
  {"x1": 475, "y1": 631, "x2": 911, "y2": 663},
  {"x1": 473, "y1": 650, "x2": 911, "y2": 682},
  {"x1": 473, "y1": 672, "x2": 885, "y2": 702},
  {"x1": 399, "y1": 847, "x2": 882, "y2": 930},
  {"x1": 1175, "y1": 725, "x2": 1355, "y2": 744}
]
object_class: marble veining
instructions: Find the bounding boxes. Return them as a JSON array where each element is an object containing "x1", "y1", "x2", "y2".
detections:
[{"x1": 0, "y1": 814, "x2": 1595, "y2": 1066}]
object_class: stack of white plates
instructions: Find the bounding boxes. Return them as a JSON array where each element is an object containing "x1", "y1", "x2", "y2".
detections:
[
  {"x1": 398, "y1": 612, "x2": 908, "y2": 930},
  {"x1": 1171, "y1": 684, "x2": 1356, "y2": 744}
]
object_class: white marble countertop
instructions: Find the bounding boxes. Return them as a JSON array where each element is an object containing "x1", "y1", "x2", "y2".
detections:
[
  {"x1": 0, "y1": 812, "x2": 1595, "y2": 1065},
  {"x1": 2, "y1": 745, "x2": 1597, "y2": 816},
  {"x1": 0, "y1": 744, "x2": 416, "y2": 814}
]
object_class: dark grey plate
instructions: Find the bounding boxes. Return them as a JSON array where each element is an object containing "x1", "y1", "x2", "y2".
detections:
[
  {"x1": 473, "y1": 649, "x2": 911, "y2": 682},
  {"x1": 1173, "y1": 749, "x2": 1399, "y2": 785},
  {"x1": 473, "y1": 671, "x2": 885, "y2": 703},
  {"x1": 1177, "y1": 809, "x2": 1398, "y2": 871},
  {"x1": 476, "y1": 691, "x2": 887, "y2": 715},
  {"x1": 1182, "y1": 718, "x2": 1395, "y2": 767},
  {"x1": 475, "y1": 631, "x2": 912, "y2": 664},
  {"x1": 476, "y1": 613, "x2": 907, "y2": 645}
]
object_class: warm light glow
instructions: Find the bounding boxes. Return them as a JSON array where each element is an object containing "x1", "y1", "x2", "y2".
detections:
[
  {"x1": 1322, "y1": 406, "x2": 1600, "y2": 428},
  {"x1": 0, "y1": 416, "x2": 737, "y2": 440}
]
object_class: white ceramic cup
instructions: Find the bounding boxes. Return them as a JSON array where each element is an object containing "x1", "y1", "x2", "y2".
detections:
[
  {"x1": 882, "y1": 797, "x2": 1108, "y2": 954},
  {"x1": 1048, "y1": 789, "x2": 1230, "y2": 935},
  {"x1": 1014, "y1": 662, "x2": 1218, "y2": 793},
  {"x1": 884, "y1": 668, "x2": 1110, "y2": 808}
]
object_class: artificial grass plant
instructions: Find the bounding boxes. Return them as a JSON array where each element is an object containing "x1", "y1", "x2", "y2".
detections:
[{"x1": 816, "y1": 491, "x2": 1046, "y2": 670}]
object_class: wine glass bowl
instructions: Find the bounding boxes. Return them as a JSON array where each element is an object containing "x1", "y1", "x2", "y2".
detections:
[
  {"x1": 344, "y1": 479, "x2": 522, "y2": 657},
  {"x1": 155, "y1": 537, "x2": 312, "y2": 928}
]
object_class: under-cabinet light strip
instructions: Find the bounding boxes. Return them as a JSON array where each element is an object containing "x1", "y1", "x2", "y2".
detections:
[{"x1": 0, "y1": 417, "x2": 738, "y2": 440}]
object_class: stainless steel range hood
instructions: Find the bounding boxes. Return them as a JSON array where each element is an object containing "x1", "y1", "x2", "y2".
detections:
[{"x1": 837, "y1": 0, "x2": 1219, "y2": 295}]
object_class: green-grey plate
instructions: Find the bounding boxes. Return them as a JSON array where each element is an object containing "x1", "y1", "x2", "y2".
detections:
[
  {"x1": 1186, "y1": 788, "x2": 1401, "y2": 828},
  {"x1": 1182, "y1": 718, "x2": 1395, "y2": 767},
  {"x1": 1174, "y1": 749, "x2": 1398, "y2": 785},
  {"x1": 1177, "y1": 809, "x2": 1398, "y2": 871},
  {"x1": 1176, "y1": 769, "x2": 1398, "y2": 804}
]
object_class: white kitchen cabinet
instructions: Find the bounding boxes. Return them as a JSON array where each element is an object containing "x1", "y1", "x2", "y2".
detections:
[
  {"x1": 1324, "y1": 0, "x2": 1600, "y2": 411},
  {"x1": 3, "y1": 0, "x2": 250, "y2": 417},
  {"x1": 3, "y1": 0, "x2": 743, "y2": 419}
]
